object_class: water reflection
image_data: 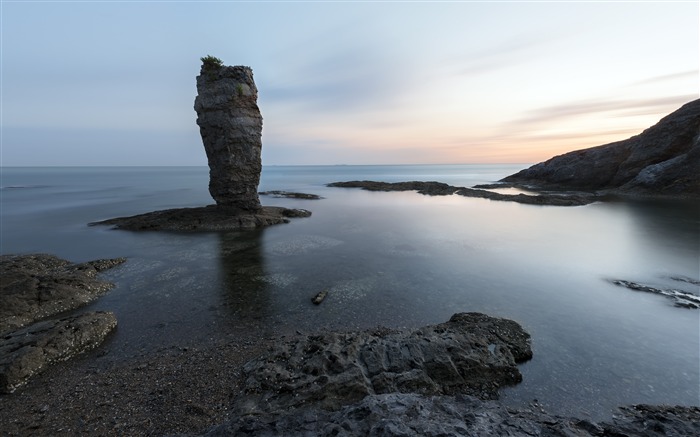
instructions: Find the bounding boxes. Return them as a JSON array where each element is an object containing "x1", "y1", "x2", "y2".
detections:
[
  {"x1": 621, "y1": 198, "x2": 700, "y2": 262},
  {"x1": 216, "y1": 230, "x2": 274, "y2": 331}
]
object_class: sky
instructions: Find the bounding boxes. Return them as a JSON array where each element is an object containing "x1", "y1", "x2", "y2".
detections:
[{"x1": 1, "y1": 1, "x2": 698, "y2": 166}]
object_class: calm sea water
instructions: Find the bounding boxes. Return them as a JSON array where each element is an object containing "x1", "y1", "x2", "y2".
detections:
[{"x1": 1, "y1": 165, "x2": 698, "y2": 420}]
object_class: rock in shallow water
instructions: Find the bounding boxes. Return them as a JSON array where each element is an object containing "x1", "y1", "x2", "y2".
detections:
[
  {"x1": 0, "y1": 311, "x2": 117, "y2": 393},
  {"x1": 233, "y1": 313, "x2": 532, "y2": 417},
  {"x1": 194, "y1": 64, "x2": 263, "y2": 210},
  {"x1": 205, "y1": 312, "x2": 699, "y2": 436},
  {"x1": 0, "y1": 254, "x2": 125, "y2": 335},
  {"x1": 90, "y1": 205, "x2": 311, "y2": 232}
]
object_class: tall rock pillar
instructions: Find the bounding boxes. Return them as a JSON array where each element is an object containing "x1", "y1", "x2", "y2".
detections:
[{"x1": 194, "y1": 61, "x2": 263, "y2": 211}]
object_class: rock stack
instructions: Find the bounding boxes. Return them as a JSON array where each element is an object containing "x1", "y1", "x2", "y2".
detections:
[
  {"x1": 91, "y1": 58, "x2": 311, "y2": 231},
  {"x1": 194, "y1": 62, "x2": 263, "y2": 210}
]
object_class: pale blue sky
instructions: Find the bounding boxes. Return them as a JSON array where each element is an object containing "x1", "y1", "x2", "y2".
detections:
[{"x1": 1, "y1": 1, "x2": 697, "y2": 166}]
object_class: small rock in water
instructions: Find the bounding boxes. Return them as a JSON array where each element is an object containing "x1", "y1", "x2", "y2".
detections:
[{"x1": 311, "y1": 290, "x2": 328, "y2": 305}]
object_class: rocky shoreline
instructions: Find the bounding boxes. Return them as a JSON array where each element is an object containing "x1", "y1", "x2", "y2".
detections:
[
  {"x1": 0, "y1": 254, "x2": 126, "y2": 394},
  {"x1": 1, "y1": 254, "x2": 698, "y2": 436}
]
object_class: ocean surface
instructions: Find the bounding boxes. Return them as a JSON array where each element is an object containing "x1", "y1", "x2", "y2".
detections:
[{"x1": 1, "y1": 165, "x2": 698, "y2": 420}]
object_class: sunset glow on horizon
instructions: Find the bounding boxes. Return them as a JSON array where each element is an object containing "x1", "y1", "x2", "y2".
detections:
[{"x1": 2, "y1": 1, "x2": 697, "y2": 166}]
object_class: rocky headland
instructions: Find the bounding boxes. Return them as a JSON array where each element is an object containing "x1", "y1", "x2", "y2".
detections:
[
  {"x1": 0, "y1": 254, "x2": 125, "y2": 393},
  {"x1": 502, "y1": 99, "x2": 700, "y2": 198},
  {"x1": 330, "y1": 99, "x2": 699, "y2": 205},
  {"x1": 91, "y1": 58, "x2": 310, "y2": 232}
]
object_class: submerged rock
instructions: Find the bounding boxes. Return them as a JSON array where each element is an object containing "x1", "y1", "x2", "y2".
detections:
[
  {"x1": 195, "y1": 63, "x2": 263, "y2": 210},
  {"x1": 0, "y1": 254, "x2": 125, "y2": 335},
  {"x1": 328, "y1": 180, "x2": 599, "y2": 206},
  {"x1": 260, "y1": 191, "x2": 323, "y2": 200},
  {"x1": 610, "y1": 279, "x2": 700, "y2": 309},
  {"x1": 233, "y1": 313, "x2": 532, "y2": 416},
  {"x1": 502, "y1": 99, "x2": 700, "y2": 198},
  {"x1": 0, "y1": 311, "x2": 117, "y2": 394}
]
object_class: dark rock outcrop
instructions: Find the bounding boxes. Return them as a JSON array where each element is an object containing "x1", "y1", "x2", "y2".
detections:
[
  {"x1": 609, "y1": 279, "x2": 700, "y2": 309},
  {"x1": 233, "y1": 313, "x2": 532, "y2": 416},
  {"x1": 205, "y1": 313, "x2": 699, "y2": 436},
  {"x1": 0, "y1": 311, "x2": 117, "y2": 393},
  {"x1": 0, "y1": 254, "x2": 125, "y2": 335},
  {"x1": 90, "y1": 205, "x2": 310, "y2": 232},
  {"x1": 205, "y1": 393, "x2": 700, "y2": 437},
  {"x1": 260, "y1": 191, "x2": 323, "y2": 200},
  {"x1": 502, "y1": 99, "x2": 700, "y2": 197},
  {"x1": 328, "y1": 181, "x2": 599, "y2": 206},
  {"x1": 0, "y1": 311, "x2": 117, "y2": 394},
  {"x1": 92, "y1": 59, "x2": 311, "y2": 231},
  {"x1": 195, "y1": 64, "x2": 263, "y2": 210}
]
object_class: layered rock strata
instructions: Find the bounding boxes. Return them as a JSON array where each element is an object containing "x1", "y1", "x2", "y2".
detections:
[
  {"x1": 0, "y1": 254, "x2": 125, "y2": 335},
  {"x1": 0, "y1": 312, "x2": 117, "y2": 394},
  {"x1": 194, "y1": 64, "x2": 263, "y2": 210},
  {"x1": 502, "y1": 99, "x2": 700, "y2": 197}
]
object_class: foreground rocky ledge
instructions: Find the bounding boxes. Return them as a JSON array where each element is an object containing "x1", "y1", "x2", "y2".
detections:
[
  {"x1": 233, "y1": 313, "x2": 532, "y2": 418},
  {"x1": 206, "y1": 393, "x2": 700, "y2": 436},
  {"x1": 0, "y1": 254, "x2": 125, "y2": 335},
  {"x1": 204, "y1": 312, "x2": 699, "y2": 436},
  {"x1": 328, "y1": 181, "x2": 600, "y2": 206},
  {"x1": 0, "y1": 312, "x2": 117, "y2": 394},
  {"x1": 89, "y1": 205, "x2": 311, "y2": 232}
]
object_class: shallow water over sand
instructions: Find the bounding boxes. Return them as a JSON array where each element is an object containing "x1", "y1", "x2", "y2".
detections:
[{"x1": 1, "y1": 165, "x2": 698, "y2": 420}]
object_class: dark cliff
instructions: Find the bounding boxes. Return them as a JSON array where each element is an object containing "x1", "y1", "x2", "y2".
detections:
[{"x1": 502, "y1": 99, "x2": 700, "y2": 197}]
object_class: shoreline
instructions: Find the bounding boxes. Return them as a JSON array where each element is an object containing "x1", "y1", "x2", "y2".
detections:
[{"x1": 0, "y1": 329, "x2": 274, "y2": 436}]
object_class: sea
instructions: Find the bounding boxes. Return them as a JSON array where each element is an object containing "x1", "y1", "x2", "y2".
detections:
[{"x1": 1, "y1": 164, "x2": 698, "y2": 421}]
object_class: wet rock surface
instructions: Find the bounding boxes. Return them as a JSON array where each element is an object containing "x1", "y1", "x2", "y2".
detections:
[
  {"x1": 260, "y1": 191, "x2": 323, "y2": 200},
  {"x1": 205, "y1": 393, "x2": 700, "y2": 437},
  {"x1": 195, "y1": 64, "x2": 263, "y2": 210},
  {"x1": 502, "y1": 99, "x2": 700, "y2": 198},
  {"x1": 90, "y1": 205, "x2": 311, "y2": 232},
  {"x1": 205, "y1": 313, "x2": 699, "y2": 436},
  {"x1": 232, "y1": 313, "x2": 532, "y2": 416},
  {"x1": 0, "y1": 312, "x2": 117, "y2": 394},
  {"x1": 610, "y1": 279, "x2": 700, "y2": 309},
  {"x1": 328, "y1": 181, "x2": 599, "y2": 206},
  {"x1": 0, "y1": 254, "x2": 125, "y2": 335}
]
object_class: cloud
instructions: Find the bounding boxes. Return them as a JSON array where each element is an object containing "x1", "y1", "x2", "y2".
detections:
[
  {"x1": 631, "y1": 70, "x2": 698, "y2": 86},
  {"x1": 510, "y1": 95, "x2": 696, "y2": 126},
  {"x1": 261, "y1": 48, "x2": 410, "y2": 114},
  {"x1": 451, "y1": 33, "x2": 556, "y2": 77}
]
